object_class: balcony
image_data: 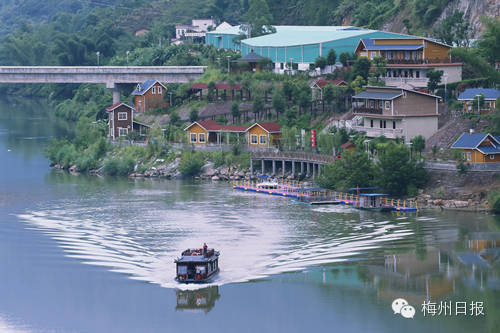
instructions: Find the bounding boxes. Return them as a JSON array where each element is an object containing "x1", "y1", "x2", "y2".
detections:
[
  {"x1": 353, "y1": 107, "x2": 383, "y2": 115},
  {"x1": 382, "y1": 77, "x2": 429, "y2": 88},
  {"x1": 352, "y1": 126, "x2": 404, "y2": 139},
  {"x1": 386, "y1": 57, "x2": 460, "y2": 65}
]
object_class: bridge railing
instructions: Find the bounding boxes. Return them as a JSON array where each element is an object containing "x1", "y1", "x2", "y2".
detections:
[{"x1": 251, "y1": 151, "x2": 335, "y2": 164}]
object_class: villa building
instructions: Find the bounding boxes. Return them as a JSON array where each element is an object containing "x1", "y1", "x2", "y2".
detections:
[
  {"x1": 451, "y1": 132, "x2": 500, "y2": 163},
  {"x1": 131, "y1": 80, "x2": 168, "y2": 113},
  {"x1": 458, "y1": 88, "x2": 500, "y2": 114},
  {"x1": 176, "y1": 19, "x2": 216, "y2": 40},
  {"x1": 352, "y1": 86, "x2": 439, "y2": 143},
  {"x1": 355, "y1": 37, "x2": 462, "y2": 89},
  {"x1": 106, "y1": 102, "x2": 150, "y2": 139}
]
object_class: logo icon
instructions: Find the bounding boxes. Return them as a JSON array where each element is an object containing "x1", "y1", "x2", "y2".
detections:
[{"x1": 392, "y1": 298, "x2": 415, "y2": 319}]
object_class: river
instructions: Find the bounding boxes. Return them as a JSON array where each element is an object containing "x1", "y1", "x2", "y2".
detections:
[{"x1": 0, "y1": 98, "x2": 499, "y2": 333}]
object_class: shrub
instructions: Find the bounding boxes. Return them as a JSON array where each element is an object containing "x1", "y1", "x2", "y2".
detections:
[
  {"x1": 103, "y1": 158, "x2": 120, "y2": 176},
  {"x1": 212, "y1": 151, "x2": 225, "y2": 168},
  {"x1": 75, "y1": 154, "x2": 99, "y2": 172},
  {"x1": 488, "y1": 188, "x2": 500, "y2": 214},
  {"x1": 179, "y1": 152, "x2": 204, "y2": 176}
]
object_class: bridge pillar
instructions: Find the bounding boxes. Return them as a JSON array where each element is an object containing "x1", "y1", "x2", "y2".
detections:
[
  {"x1": 312, "y1": 163, "x2": 316, "y2": 180},
  {"x1": 261, "y1": 159, "x2": 265, "y2": 174},
  {"x1": 306, "y1": 163, "x2": 310, "y2": 177},
  {"x1": 250, "y1": 159, "x2": 253, "y2": 174},
  {"x1": 282, "y1": 160, "x2": 285, "y2": 177},
  {"x1": 106, "y1": 81, "x2": 121, "y2": 104},
  {"x1": 291, "y1": 161, "x2": 295, "y2": 178},
  {"x1": 318, "y1": 164, "x2": 321, "y2": 177},
  {"x1": 272, "y1": 160, "x2": 276, "y2": 176},
  {"x1": 301, "y1": 162, "x2": 304, "y2": 175}
]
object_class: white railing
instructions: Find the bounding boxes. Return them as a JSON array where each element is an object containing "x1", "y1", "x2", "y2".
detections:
[
  {"x1": 382, "y1": 77, "x2": 429, "y2": 88},
  {"x1": 352, "y1": 126, "x2": 404, "y2": 139}
]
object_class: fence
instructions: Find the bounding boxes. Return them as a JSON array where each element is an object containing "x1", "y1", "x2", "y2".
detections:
[
  {"x1": 425, "y1": 162, "x2": 500, "y2": 172},
  {"x1": 251, "y1": 151, "x2": 335, "y2": 164}
]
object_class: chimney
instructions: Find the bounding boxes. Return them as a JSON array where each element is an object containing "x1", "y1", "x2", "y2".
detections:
[{"x1": 469, "y1": 128, "x2": 474, "y2": 135}]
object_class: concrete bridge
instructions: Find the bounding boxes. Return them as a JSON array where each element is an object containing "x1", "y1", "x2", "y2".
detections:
[
  {"x1": 250, "y1": 151, "x2": 335, "y2": 179},
  {"x1": 0, "y1": 66, "x2": 206, "y2": 103}
]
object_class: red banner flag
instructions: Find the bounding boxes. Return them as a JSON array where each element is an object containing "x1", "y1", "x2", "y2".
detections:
[{"x1": 311, "y1": 129, "x2": 317, "y2": 148}]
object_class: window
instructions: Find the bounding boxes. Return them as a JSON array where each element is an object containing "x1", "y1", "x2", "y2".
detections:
[
  {"x1": 118, "y1": 128, "x2": 128, "y2": 137},
  {"x1": 370, "y1": 100, "x2": 375, "y2": 108},
  {"x1": 190, "y1": 133, "x2": 197, "y2": 143},
  {"x1": 416, "y1": 70, "x2": 420, "y2": 78},
  {"x1": 370, "y1": 52, "x2": 377, "y2": 59},
  {"x1": 404, "y1": 51, "x2": 410, "y2": 60},
  {"x1": 380, "y1": 120, "x2": 383, "y2": 128},
  {"x1": 280, "y1": 63, "x2": 284, "y2": 70},
  {"x1": 118, "y1": 112, "x2": 127, "y2": 120},
  {"x1": 490, "y1": 155, "x2": 495, "y2": 160},
  {"x1": 383, "y1": 120, "x2": 386, "y2": 128},
  {"x1": 157, "y1": 86, "x2": 162, "y2": 94},
  {"x1": 198, "y1": 133, "x2": 206, "y2": 143},
  {"x1": 386, "y1": 70, "x2": 391, "y2": 77},
  {"x1": 392, "y1": 121, "x2": 396, "y2": 129},
  {"x1": 259, "y1": 135, "x2": 267, "y2": 145},
  {"x1": 177, "y1": 266, "x2": 187, "y2": 274},
  {"x1": 152, "y1": 86, "x2": 156, "y2": 94},
  {"x1": 378, "y1": 100, "x2": 383, "y2": 109},
  {"x1": 387, "y1": 52, "x2": 393, "y2": 60},
  {"x1": 385, "y1": 101, "x2": 390, "y2": 110},
  {"x1": 370, "y1": 119, "x2": 373, "y2": 128},
  {"x1": 250, "y1": 134, "x2": 258, "y2": 144},
  {"x1": 466, "y1": 152, "x2": 471, "y2": 161}
]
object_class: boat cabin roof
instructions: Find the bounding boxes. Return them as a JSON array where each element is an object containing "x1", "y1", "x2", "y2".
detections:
[
  {"x1": 176, "y1": 248, "x2": 219, "y2": 263},
  {"x1": 359, "y1": 193, "x2": 389, "y2": 197}
]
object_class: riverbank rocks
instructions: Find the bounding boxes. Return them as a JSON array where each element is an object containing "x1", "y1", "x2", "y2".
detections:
[
  {"x1": 201, "y1": 162, "x2": 217, "y2": 177},
  {"x1": 211, "y1": 175, "x2": 220, "y2": 181}
]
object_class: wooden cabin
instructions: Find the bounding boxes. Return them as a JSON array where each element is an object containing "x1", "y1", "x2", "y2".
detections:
[
  {"x1": 458, "y1": 88, "x2": 500, "y2": 114},
  {"x1": 246, "y1": 122, "x2": 281, "y2": 148},
  {"x1": 106, "y1": 102, "x2": 150, "y2": 140},
  {"x1": 451, "y1": 132, "x2": 500, "y2": 163},
  {"x1": 184, "y1": 120, "x2": 247, "y2": 145},
  {"x1": 131, "y1": 80, "x2": 169, "y2": 113}
]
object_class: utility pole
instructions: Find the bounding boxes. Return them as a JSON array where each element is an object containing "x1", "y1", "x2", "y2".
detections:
[{"x1": 96, "y1": 51, "x2": 100, "y2": 66}]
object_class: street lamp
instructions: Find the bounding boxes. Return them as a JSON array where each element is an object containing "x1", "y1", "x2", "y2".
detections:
[
  {"x1": 443, "y1": 73, "x2": 448, "y2": 103},
  {"x1": 96, "y1": 51, "x2": 100, "y2": 66},
  {"x1": 126, "y1": 50, "x2": 130, "y2": 66},
  {"x1": 289, "y1": 57, "x2": 293, "y2": 75},
  {"x1": 226, "y1": 55, "x2": 231, "y2": 73},
  {"x1": 168, "y1": 92, "x2": 173, "y2": 106}
]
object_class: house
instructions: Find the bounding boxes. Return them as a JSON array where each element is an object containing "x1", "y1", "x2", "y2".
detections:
[
  {"x1": 246, "y1": 122, "x2": 281, "y2": 148},
  {"x1": 184, "y1": 121, "x2": 248, "y2": 145},
  {"x1": 106, "y1": 102, "x2": 150, "y2": 139},
  {"x1": 458, "y1": 88, "x2": 500, "y2": 114},
  {"x1": 310, "y1": 79, "x2": 347, "y2": 100},
  {"x1": 450, "y1": 132, "x2": 500, "y2": 163},
  {"x1": 352, "y1": 86, "x2": 439, "y2": 143},
  {"x1": 341, "y1": 141, "x2": 356, "y2": 152},
  {"x1": 135, "y1": 29, "x2": 149, "y2": 36},
  {"x1": 184, "y1": 121, "x2": 282, "y2": 147},
  {"x1": 231, "y1": 51, "x2": 271, "y2": 73},
  {"x1": 176, "y1": 19, "x2": 216, "y2": 40},
  {"x1": 131, "y1": 80, "x2": 168, "y2": 113},
  {"x1": 355, "y1": 37, "x2": 462, "y2": 89}
]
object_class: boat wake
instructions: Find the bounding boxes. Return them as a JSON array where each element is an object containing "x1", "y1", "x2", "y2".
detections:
[{"x1": 17, "y1": 195, "x2": 414, "y2": 290}]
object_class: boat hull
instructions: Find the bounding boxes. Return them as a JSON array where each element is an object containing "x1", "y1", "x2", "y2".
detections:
[{"x1": 176, "y1": 269, "x2": 219, "y2": 284}]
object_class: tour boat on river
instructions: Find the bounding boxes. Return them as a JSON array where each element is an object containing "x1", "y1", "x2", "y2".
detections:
[{"x1": 175, "y1": 245, "x2": 220, "y2": 283}]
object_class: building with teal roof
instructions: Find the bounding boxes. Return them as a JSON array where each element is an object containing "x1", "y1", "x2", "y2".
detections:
[{"x1": 206, "y1": 25, "x2": 412, "y2": 72}]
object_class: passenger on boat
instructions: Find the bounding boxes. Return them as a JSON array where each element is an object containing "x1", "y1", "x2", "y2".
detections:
[{"x1": 203, "y1": 243, "x2": 208, "y2": 255}]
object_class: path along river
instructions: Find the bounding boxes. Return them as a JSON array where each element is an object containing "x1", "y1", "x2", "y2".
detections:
[{"x1": 0, "y1": 98, "x2": 499, "y2": 333}]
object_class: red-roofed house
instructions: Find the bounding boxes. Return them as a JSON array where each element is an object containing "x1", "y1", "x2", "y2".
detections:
[
  {"x1": 311, "y1": 79, "x2": 348, "y2": 101},
  {"x1": 246, "y1": 122, "x2": 282, "y2": 148},
  {"x1": 184, "y1": 120, "x2": 248, "y2": 145},
  {"x1": 341, "y1": 141, "x2": 356, "y2": 152},
  {"x1": 106, "y1": 103, "x2": 150, "y2": 139}
]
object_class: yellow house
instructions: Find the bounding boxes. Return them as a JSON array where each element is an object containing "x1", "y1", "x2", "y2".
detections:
[
  {"x1": 246, "y1": 122, "x2": 281, "y2": 148},
  {"x1": 451, "y1": 132, "x2": 500, "y2": 163},
  {"x1": 184, "y1": 120, "x2": 247, "y2": 145}
]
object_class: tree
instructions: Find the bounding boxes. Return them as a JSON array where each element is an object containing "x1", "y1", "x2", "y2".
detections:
[
  {"x1": 316, "y1": 151, "x2": 375, "y2": 191},
  {"x1": 231, "y1": 102, "x2": 240, "y2": 123},
  {"x1": 435, "y1": 10, "x2": 472, "y2": 47},
  {"x1": 372, "y1": 56, "x2": 387, "y2": 81},
  {"x1": 169, "y1": 111, "x2": 181, "y2": 126},
  {"x1": 207, "y1": 81, "x2": 217, "y2": 101},
  {"x1": 350, "y1": 75, "x2": 366, "y2": 95},
  {"x1": 189, "y1": 108, "x2": 198, "y2": 122},
  {"x1": 327, "y1": 49, "x2": 337, "y2": 66},
  {"x1": 339, "y1": 52, "x2": 352, "y2": 66},
  {"x1": 488, "y1": 96, "x2": 500, "y2": 135},
  {"x1": 375, "y1": 142, "x2": 428, "y2": 196},
  {"x1": 477, "y1": 17, "x2": 500, "y2": 64},
  {"x1": 272, "y1": 89, "x2": 286, "y2": 119},
  {"x1": 411, "y1": 135, "x2": 426, "y2": 157},
  {"x1": 426, "y1": 69, "x2": 443, "y2": 92},
  {"x1": 353, "y1": 57, "x2": 371, "y2": 80},
  {"x1": 314, "y1": 56, "x2": 327, "y2": 69},
  {"x1": 252, "y1": 95, "x2": 265, "y2": 121},
  {"x1": 282, "y1": 79, "x2": 294, "y2": 101},
  {"x1": 244, "y1": 0, "x2": 274, "y2": 37},
  {"x1": 322, "y1": 83, "x2": 335, "y2": 112}
]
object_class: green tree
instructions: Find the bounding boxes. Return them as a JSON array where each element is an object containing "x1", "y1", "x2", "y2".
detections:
[
  {"x1": 478, "y1": 17, "x2": 500, "y2": 64},
  {"x1": 339, "y1": 52, "x2": 352, "y2": 66},
  {"x1": 316, "y1": 150, "x2": 375, "y2": 191},
  {"x1": 231, "y1": 102, "x2": 240, "y2": 123},
  {"x1": 169, "y1": 111, "x2": 181, "y2": 126},
  {"x1": 372, "y1": 56, "x2": 387, "y2": 81},
  {"x1": 411, "y1": 135, "x2": 426, "y2": 157},
  {"x1": 314, "y1": 56, "x2": 327, "y2": 69},
  {"x1": 244, "y1": 0, "x2": 274, "y2": 37},
  {"x1": 426, "y1": 69, "x2": 443, "y2": 92},
  {"x1": 207, "y1": 81, "x2": 217, "y2": 101},
  {"x1": 272, "y1": 89, "x2": 286, "y2": 119},
  {"x1": 327, "y1": 49, "x2": 337, "y2": 66},
  {"x1": 189, "y1": 108, "x2": 198, "y2": 122},
  {"x1": 488, "y1": 96, "x2": 500, "y2": 135},
  {"x1": 252, "y1": 95, "x2": 265, "y2": 121},
  {"x1": 350, "y1": 75, "x2": 366, "y2": 95},
  {"x1": 353, "y1": 57, "x2": 371, "y2": 80},
  {"x1": 435, "y1": 10, "x2": 472, "y2": 47}
]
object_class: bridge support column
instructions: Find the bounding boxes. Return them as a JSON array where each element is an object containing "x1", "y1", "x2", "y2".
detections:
[
  {"x1": 306, "y1": 163, "x2": 310, "y2": 177},
  {"x1": 318, "y1": 164, "x2": 321, "y2": 177},
  {"x1": 107, "y1": 81, "x2": 121, "y2": 104},
  {"x1": 291, "y1": 161, "x2": 295, "y2": 178},
  {"x1": 282, "y1": 160, "x2": 285, "y2": 177},
  {"x1": 272, "y1": 160, "x2": 276, "y2": 176},
  {"x1": 312, "y1": 163, "x2": 316, "y2": 180},
  {"x1": 261, "y1": 160, "x2": 265, "y2": 174},
  {"x1": 301, "y1": 162, "x2": 304, "y2": 175},
  {"x1": 250, "y1": 159, "x2": 253, "y2": 174}
]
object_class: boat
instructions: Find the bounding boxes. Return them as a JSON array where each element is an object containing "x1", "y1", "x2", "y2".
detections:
[
  {"x1": 257, "y1": 181, "x2": 279, "y2": 189},
  {"x1": 175, "y1": 246, "x2": 220, "y2": 283}
]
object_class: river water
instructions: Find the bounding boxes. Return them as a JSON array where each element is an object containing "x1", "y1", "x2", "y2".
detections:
[{"x1": 0, "y1": 98, "x2": 499, "y2": 333}]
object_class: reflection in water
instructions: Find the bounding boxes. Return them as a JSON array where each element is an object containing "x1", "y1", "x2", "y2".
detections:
[{"x1": 176, "y1": 286, "x2": 221, "y2": 313}]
